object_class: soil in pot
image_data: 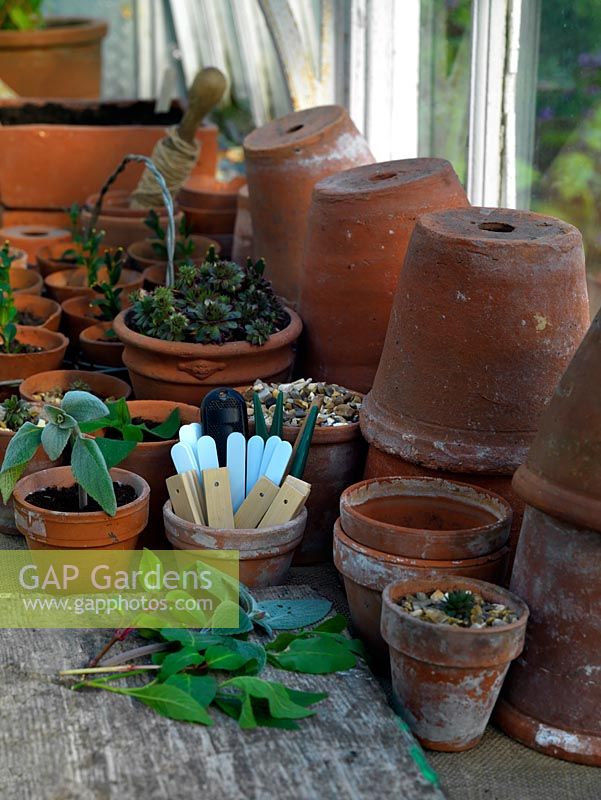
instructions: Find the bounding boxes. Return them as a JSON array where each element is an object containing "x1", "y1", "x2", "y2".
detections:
[
  {"x1": 0, "y1": 327, "x2": 68, "y2": 382},
  {"x1": 19, "y1": 369, "x2": 131, "y2": 405},
  {"x1": 14, "y1": 294, "x2": 62, "y2": 331},
  {"x1": 27, "y1": 482, "x2": 136, "y2": 512},
  {"x1": 79, "y1": 322, "x2": 124, "y2": 368}
]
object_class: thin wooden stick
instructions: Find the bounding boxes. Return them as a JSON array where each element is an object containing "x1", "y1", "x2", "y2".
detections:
[{"x1": 60, "y1": 664, "x2": 161, "y2": 677}]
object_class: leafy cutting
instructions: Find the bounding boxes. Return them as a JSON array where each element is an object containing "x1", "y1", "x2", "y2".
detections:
[
  {"x1": 91, "y1": 248, "x2": 125, "y2": 324},
  {"x1": 80, "y1": 397, "x2": 181, "y2": 444},
  {"x1": 144, "y1": 209, "x2": 196, "y2": 261},
  {"x1": 0, "y1": 242, "x2": 20, "y2": 354},
  {"x1": 63, "y1": 203, "x2": 105, "y2": 288}
]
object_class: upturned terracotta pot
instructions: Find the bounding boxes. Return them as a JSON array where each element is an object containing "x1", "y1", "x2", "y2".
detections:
[
  {"x1": 333, "y1": 518, "x2": 509, "y2": 666},
  {"x1": 164, "y1": 501, "x2": 307, "y2": 588},
  {"x1": 36, "y1": 241, "x2": 80, "y2": 278},
  {"x1": 113, "y1": 307, "x2": 302, "y2": 403},
  {"x1": 0, "y1": 224, "x2": 70, "y2": 264},
  {"x1": 298, "y1": 159, "x2": 469, "y2": 392},
  {"x1": 178, "y1": 174, "x2": 246, "y2": 210},
  {"x1": 13, "y1": 467, "x2": 149, "y2": 550},
  {"x1": 79, "y1": 322, "x2": 124, "y2": 368},
  {"x1": 14, "y1": 294, "x2": 62, "y2": 331},
  {"x1": 60, "y1": 295, "x2": 103, "y2": 341},
  {"x1": 381, "y1": 576, "x2": 528, "y2": 751},
  {"x1": 340, "y1": 477, "x2": 511, "y2": 561},
  {"x1": 0, "y1": 18, "x2": 107, "y2": 99},
  {"x1": 0, "y1": 327, "x2": 67, "y2": 382},
  {"x1": 44, "y1": 266, "x2": 142, "y2": 304},
  {"x1": 94, "y1": 401, "x2": 200, "y2": 548},
  {"x1": 244, "y1": 105, "x2": 374, "y2": 307},
  {"x1": 19, "y1": 369, "x2": 131, "y2": 404},
  {"x1": 80, "y1": 191, "x2": 184, "y2": 249},
  {"x1": 232, "y1": 185, "x2": 253, "y2": 266},
  {"x1": 128, "y1": 234, "x2": 218, "y2": 273},
  {"x1": 10, "y1": 268, "x2": 43, "y2": 295}
]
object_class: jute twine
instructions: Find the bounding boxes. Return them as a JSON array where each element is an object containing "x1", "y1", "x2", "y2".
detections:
[{"x1": 129, "y1": 126, "x2": 200, "y2": 209}]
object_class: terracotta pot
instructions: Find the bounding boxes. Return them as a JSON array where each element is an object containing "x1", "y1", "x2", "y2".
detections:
[
  {"x1": 0, "y1": 224, "x2": 70, "y2": 264},
  {"x1": 495, "y1": 507, "x2": 601, "y2": 765},
  {"x1": 340, "y1": 476, "x2": 511, "y2": 561},
  {"x1": 10, "y1": 268, "x2": 43, "y2": 296},
  {"x1": 14, "y1": 294, "x2": 62, "y2": 331},
  {"x1": 13, "y1": 466, "x2": 149, "y2": 550},
  {"x1": 0, "y1": 100, "x2": 217, "y2": 209},
  {"x1": 164, "y1": 501, "x2": 307, "y2": 588},
  {"x1": 128, "y1": 234, "x2": 219, "y2": 272},
  {"x1": 0, "y1": 210, "x2": 71, "y2": 228},
  {"x1": 79, "y1": 321, "x2": 124, "y2": 368},
  {"x1": 60, "y1": 295, "x2": 103, "y2": 341},
  {"x1": 36, "y1": 241, "x2": 80, "y2": 278},
  {"x1": 4, "y1": 247, "x2": 27, "y2": 269},
  {"x1": 298, "y1": 159, "x2": 469, "y2": 392},
  {"x1": 0, "y1": 424, "x2": 57, "y2": 536},
  {"x1": 361, "y1": 207, "x2": 590, "y2": 475},
  {"x1": 232, "y1": 185, "x2": 253, "y2": 265},
  {"x1": 80, "y1": 190, "x2": 184, "y2": 249},
  {"x1": 178, "y1": 175, "x2": 246, "y2": 210},
  {"x1": 244, "y1": 105, "x2": 374, "y2": 307},
  {"x1": 0, "y1": 17, "x2": 107, "y2": 99},
  {"x1": 95, "y1": 401, "x2": 199, "y2": 548},
  {"x1": 19, "y1": 369, "x2": 131, "y2": 404},
  {"x1": 179, "y1": 204, "x2": 237, "y2": 236},
  {"x1": 333, "y1": 518, "x2": 508, "y2": 666},
  {"x1": 113, "y1": 307, "x2": 303, "y2": 403},
  {"x1": 44, "y1": 266, "x2": 142, "y2": 304},
  {"x1": 210, "y1": 234, "x2": 234, "y2": 260},
  {"x1": 0, "y1": 327, "x2": 67, "y2": 382},
  {"x1": 381, "y1": 576, "x2": 528, "y2": 751}
]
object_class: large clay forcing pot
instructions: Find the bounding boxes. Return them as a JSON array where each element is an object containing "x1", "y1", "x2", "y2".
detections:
[
  {"x1": 361, "y1": 207, "x2": 590, "y2": 475},
  {"x1": 232, "y1": 185, "x2": 253, "y2": 266},
  {"x1": 0, "y1": 327, "x2": 67, "y2": 382},
  {"x1": 298, "y1": 159, "x2": 469, "y2": 392},
  {"x1": 164, "y1": 501, "x2": 307, "y2": 588},
  {"x1": 0, "y1": 224, "x2": 70, "y2": 264},
  {"x1": 381, "y1": 576, "x2": 528, "y2": 752},
  {"x1": 333, "y1": 518, "x2": 508, "y2": 666},
  {"x1": 13, "y1": 467, "x2": 149, "y2": 550},
  {"x1": 244, "y1": 105, "x2": 374, "y2": 307},
  {"x1": 113, "y1": 308, "x2": 302, "y2": 403}
]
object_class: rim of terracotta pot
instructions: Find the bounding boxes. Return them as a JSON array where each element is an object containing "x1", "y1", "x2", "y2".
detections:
[
  {"x1": 19, "y1": 369, "x2": 131, "y2": 403},
  {"x1": 128, "y1": 234, "x2": 219, "y2": 268},
  {"x1": 7, "y1": 325, "x2": 68, "y2": 356},
  {"x1": 14, "y1": 294, "x2": 62, "y2": 329},
  {"x1": 0, "y1": 18, "x2": 108, "y2": 47},
  {"x1": 113, "y1": 307, "x2": 303, "y2": 358},
  {"x1": 10, "y1": 269, "x2": 43, "y2": 294},
  {"x1": 380, "y1": 576, "x2": 529, "y2": 668},
  {"x1": 84, "y1": 190, "x2": 176, "y2": 219},
  {"x1": 178, "y1": 175, "x2": 246, "y2": 208},
  {"x1": 339, "y1": 476, "x2": 512, "y2": 558},
  {"x1": 79, "y1": 321, "x2": 124, "y2": 365},
  {"x1": 164, "y1": 500, "x2": 307, "y2": 556},
  {"x1": 45, "y1": 266, "x2": 141, "y2": 291},
  {"x1": 95, "y1": 400, "x2": 200, "y2": 452},
  {"x1": 244, "y1": 105, "x2": 352, "y2": 158}
]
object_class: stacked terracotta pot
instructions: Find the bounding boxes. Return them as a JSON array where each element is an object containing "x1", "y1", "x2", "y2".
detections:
[
  {"x1": 244, "y1": 105, "x2": 374, "y2": 308},
  {"x1": 298, "y1": 158, "x2": 469, "y2": 392},
  {"x1": 361, "y1": 207, "x2": 591, "y2": 574},
  {"x1": 495, "y1": 309, "x2": 601, "y2": 766},
  {"x1": 177, "y1": 175, "x2": 246, "y2": 259}
]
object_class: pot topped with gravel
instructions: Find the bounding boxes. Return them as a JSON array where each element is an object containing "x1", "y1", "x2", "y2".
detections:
[
  {"x1": 396, "y1": 587, "x2": 519, "y2": 628},
  {"x1": 245, "y1": 378, "x2": 362, "y2": 428}
]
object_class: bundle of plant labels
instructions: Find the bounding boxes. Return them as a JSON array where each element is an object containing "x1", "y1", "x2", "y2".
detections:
[{"x1": 166, "y1": 391, "x2": 315, "y2": 530}]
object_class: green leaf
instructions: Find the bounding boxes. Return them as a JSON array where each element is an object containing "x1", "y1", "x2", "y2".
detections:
[
  {"x1": 40, "y1": 424, "x2": 71, "y2": 461},
  {"x1": 61, "y1": 391, "x2": 110, "y2": 423},
  {"x1": 0, "y1": 422, "x2": 43, "y2": 502},
  {"x1": 257, "y1": 599, "x2": 332, "y2": 630},
  {"x1": 158, "y1": 646, "x2": 204, "y2": 680},
  {"x1": 219, "y1": 677, "x2": 323, "y2": 724},
  {"x1": 142, "y1": 408, "x2": 181, "y2": 440},
  {"x1": 213, "y1": 695, "x2": 300, "y2": 729},
  {"x1": 122, "y1": 424, "x2": 144, "y2": 443},
  {"x1": 95, "y1": 437, "x2": 137, "y2": 469},
  {"x1": 78, "y1": 418, "x2": 111, "y2": 434},
  {"x1": 204, "y1": 641, "x2": 264, "y2": 673},
  {"x1": 126, "y1": 683, "x2": 213, "y2": 725},
  {"x1": 312, "y1": 614, "x2": 348, "y2": 634},
  {"x1": 160, "y1": 629, "x2": 225, "y2": 650},
  {"x1": 71, "y1": 436, "x2": 116, "y2": 516},
  {"x1": 164, "y1": 674, "x2": 217, "y2": 707},
  {"x1": 43, "y1": 404, "x2": 77, "y2": 429},
  {"x1": 267, "y1": 635, "x2": 357, "y2": 674}
]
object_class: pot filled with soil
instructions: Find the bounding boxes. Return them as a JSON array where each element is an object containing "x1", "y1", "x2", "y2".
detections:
[
  {"x1": 61, "y1": 295, "x2": 103, "y2": 341},
  {"x1": 0, "y1": 326, "x2": 67, "y2": 382},
  {"x1": 19, "y1": 369, "x2": 131, "y2": 405},
  {"x1": 0, "y1": 224, "x2": 70, "y2": 264},
  {"x1": 246, "y1": 378, "x2": 366, "y2": 564},
  {"x1": 36, "y1": 240, "x2": 82, "y2": 279},
  {"x1": 44, "y1": 265, "x2": 142, "y2": 304},
  {"x1": 244, "y1": 105, "x2": 374, "y2": 307},
  {"x1": 14, "y1": 294, "x2": 61, "y2": 331},
  {"x1": 79, "y1": 322, "x2": 124, "y2": 368},
  {"x1": 164, "y1": 501, "x2": 307, "y2": 588},
  {"x1": 381, "y1": 576, "x2": 528, "y2": 751}
]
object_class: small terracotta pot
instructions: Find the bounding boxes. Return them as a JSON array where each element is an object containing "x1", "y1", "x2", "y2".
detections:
[
  {"x1": 496, "y1": 506, "x2": 601, "y2": 765},
  {"x1": 95, "y1": 400, "x2": 200, "y2": 548},
  {"x1": 10, "y1": 268, "x2": 43, "y2": 296},
  {"x1": 128, "y1": 234, "x2": 219, "y2": 272},
  {"x1": 81, "y1": 190, "x2": 183, "y2": 249},
  {"x1": 164, "y1": 501, "x2": 307, "y2": 587},
  {"x1": 14, "y1": 294, "x2": 62, "y2": 331},
  {"x1": 36, "y1": 241, "x2": 80, "y2": 278},
  {"x1": 79, "y1": 321, "x2": 124, "y2": 368},
  {"x1": 178, "y1": 175, "x2": 246, "y2": 210},
  {"x1": 381, "y1": 576, "x2": 528, "y2": 751},
  {"x1": 361, "y1": 207, "x2": 590, "y2": 475},
  {"x1": 298, "y1": 159, "x2": 469, "y2": 392},
  {"x1": 0, "y1": 224, "x2": 70, "y2": 264},
  {"x1": 60, "y1": 295, "x2": 103, "y2": 341},
  {"x1": 44, "y1": 266, "x2": 143, "y2": 304},
  {"x1": 113, "y1": 307, "x2": 302, "y2": 403},
  {"x1": 4, "y1": 247, "x2": 28, "y2": 270},
  {"x1": 13, "y1": 466, "x2": 149, "y2": 550},
  {"x1": 333, "y1": 518, "x2": 508, "y2": 666},
  {"x1": 244, "y1": 105, "x2": 374, "y2": 307},
  {"x1": 19, "y1": 369, "x2": 131, "y2": 404},
  {"x1": 179, "y1": 204, "x2": 237, "y2": 235},
  {"x1": 232, "y1": 185, "x2": 253, "y2": 265},
  {"x1": 0, "y1": 327, "x2": 67, "y2": 382},
  {"x1": 340, "y1": 477, "x2": 511, "y2": 561}
]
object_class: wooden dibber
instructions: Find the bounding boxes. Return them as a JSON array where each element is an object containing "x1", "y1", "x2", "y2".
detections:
[
  {"x1": 234, "y1": 476, "x2": 279, "y2": 529},
  {"x1": 258, "y1": 475, "x2": 311, "y2": 527},
  {"x1": 203, "y1": 467, "x2": 235, "y2": 529},
  {"x1": 167, "y1": 471, "x2": 206, "y2": 525}
]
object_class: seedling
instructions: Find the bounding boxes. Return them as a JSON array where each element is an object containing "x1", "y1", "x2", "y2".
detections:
[
  {"x1": 0, "y1": 1, "x2": 43, "y2": 30},
  {"x1": 91, "y1": 248, "x2": 125, "y2": 325},
  {"x1": 80, "y1": 397, "x2": 181, "y2": 443},
  {"x1": 442, "y1": 590, "x2": 476, "y2": 620},
  {"x1": 144, "y1": 209, "x2": 195, "y2": 261},
  {"x1": 63, "y1": 203, "x2": 105, "y2": 287},
  {"x1": 0, "y1": 242, "x2": 18, "y2": 354}
]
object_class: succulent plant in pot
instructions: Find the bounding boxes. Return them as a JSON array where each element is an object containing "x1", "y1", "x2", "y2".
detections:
[
  {"x1": 113, "y1": 247, "x2": 302, "y2": 403},
  {"x1": 0, "y1": 391, "x2": 149, "y2": 549}
]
